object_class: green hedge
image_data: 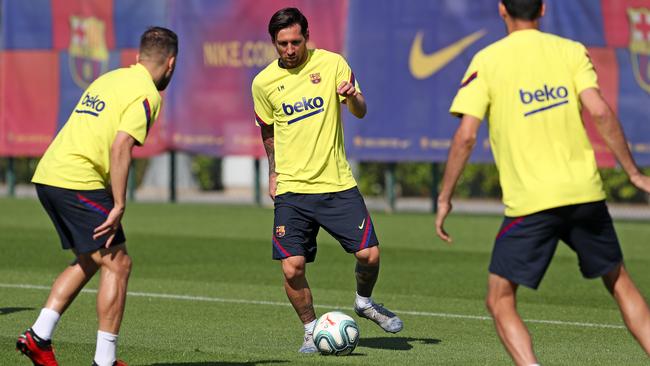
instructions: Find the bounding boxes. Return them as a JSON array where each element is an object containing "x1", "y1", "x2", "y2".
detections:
[
  {"x1": 357, "y1": 162, "x2": 650, "y2": 204},
  {"x1": 2, "y1": 158, "x2": 648, "y2": 204}
]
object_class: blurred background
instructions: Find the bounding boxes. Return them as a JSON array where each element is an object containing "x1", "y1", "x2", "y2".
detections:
[{"x1": 1, "y1": 0, "x2": 650, "y2": 213}]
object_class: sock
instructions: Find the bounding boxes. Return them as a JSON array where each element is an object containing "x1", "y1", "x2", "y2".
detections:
[
  {"x1": 31, "y1": 308, "x2": 60, "y2": 341},
  {"x1": 304, "y1": 319, "x2": 317, "y2": 334},
  {"x1": 355, "y1": 293, "x2": 373, "y2": 309},
  {"x1": 93, "y1": 330, "x2": 118, "y2": 366}
]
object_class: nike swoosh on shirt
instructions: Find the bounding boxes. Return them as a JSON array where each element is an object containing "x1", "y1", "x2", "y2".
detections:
[{"x1": 409, "y1": 30, "x2": 487, "y2": 80}]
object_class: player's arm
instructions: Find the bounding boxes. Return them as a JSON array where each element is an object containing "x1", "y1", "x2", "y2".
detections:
[
  {"x1": 579, "y1": 88, "x2": 650, "y2": 192},
  {"x1": 337, "y1": 81, "x2": 366, "y2": 118},
  {"x1": 93, "y1": 131, "x2": 136, "y2": 246},
  {"x1": 261, "y1": 124, "x2": 277, "y2": 200},
  {"x1": 435, "y1": 115, "x2": 482, "y2": 243}
]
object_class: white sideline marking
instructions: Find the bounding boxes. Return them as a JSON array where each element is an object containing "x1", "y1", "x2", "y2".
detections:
[{"x1": 0, "y1": 283, "x2": 625, "y2": 330}]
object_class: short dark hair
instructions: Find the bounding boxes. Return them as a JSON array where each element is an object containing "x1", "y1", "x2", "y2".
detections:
[
  {"x1": 501, "y1": 0, "x2": 543, "y2": 21},
  {"x1": 268, "y1": 7, "x2": 309, "y2": 42},
  {"x1": 139, "y1": 26, "x2": 178, "y2": 64}
]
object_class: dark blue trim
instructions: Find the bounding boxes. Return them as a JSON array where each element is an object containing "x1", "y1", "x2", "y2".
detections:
[
  {"x1": 524, "y1": 100, "x2": 569, "y2": 117},
  {"x1": 460, "y1": 71, "x2": 478, "y2": 88},
  {"x1": 75, "y1": 110, "x2": 99, "y2": 117},
  {"x1": 143, "y1": 99, "x2": 152, "y2": 133},
  {"x1": 287, "y1": 108, "x2": 324, "y2": 125}
]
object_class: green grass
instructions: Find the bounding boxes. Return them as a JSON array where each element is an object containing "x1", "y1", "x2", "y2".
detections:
[{"x1": 1, "y1": 197, "x2": 649, "y2": 365}]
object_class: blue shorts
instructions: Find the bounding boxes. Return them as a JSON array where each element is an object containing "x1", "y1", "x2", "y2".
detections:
[
  {"x1": 36, "y1": 183, "x2": 126, "y2": 254},
  {"x1": 489, "y1": 200, "x2": 622, "y2": 289},
  {"x1": 272, "y1": 187, "x2": 379, "y2": 262}
]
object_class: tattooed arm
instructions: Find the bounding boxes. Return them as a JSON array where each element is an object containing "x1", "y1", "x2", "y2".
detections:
[{"x1": 261, "y1": 124, "x2": 277, "y2": 200}]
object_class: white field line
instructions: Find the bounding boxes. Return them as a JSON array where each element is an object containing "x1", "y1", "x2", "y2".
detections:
[{"x1": 0, "y1": 283, "x2": 625, "y2": 330}]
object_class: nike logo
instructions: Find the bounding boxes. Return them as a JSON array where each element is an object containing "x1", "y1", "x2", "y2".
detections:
[
  {"x1": 409, "y1": 30, "x2": 487, "y2": 80},
  {"x1": 358, "y1": 218, "x2": 366, "y2": 230}
]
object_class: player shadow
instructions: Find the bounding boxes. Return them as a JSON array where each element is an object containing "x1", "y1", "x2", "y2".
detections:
[
  {"x1": 148, "y1": 361, "x2": 288, "y2": 366},
  {"x1": 0, "y1": 307, "x2": 34, "y2": 315},
  {"x1": 359, "y1": 336, "x2": 441, "y2": 351}
]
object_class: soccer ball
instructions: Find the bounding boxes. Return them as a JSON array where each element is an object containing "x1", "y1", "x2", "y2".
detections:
[{"x1": 313, "y1": 311, "x2": 359, "y2": 356}]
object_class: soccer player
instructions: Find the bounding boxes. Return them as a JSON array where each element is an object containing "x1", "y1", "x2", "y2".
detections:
[
  {"x1": 252, "y1": 7, "x2": 403, "y2": 353},
  {"x1": 16, "y1": 27, "x2": 178, "y2": 366},
  {"x1": 435, "y1": 0, "x2": 650, "y2": 364}
]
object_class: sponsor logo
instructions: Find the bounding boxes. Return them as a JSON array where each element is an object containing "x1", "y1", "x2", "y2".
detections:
[
  {"x1": 409, "y1": 30, "x2": 486, "y2": 80},
  {"x1": 275, "y1": 225, "x2": 286, "y2": 238},
  {"x1": 75, "y1": 93, "x2": 106, "y2": 117},
  {"x1": 310, "y1": 73, "x2": 321, "y2": 84},
  {"x1": 281, "y1": 96, "x2": 325, "y2": 124},
  {"x1": 628, "y1": 8, "x2": 650, "y2": 94},
  {"x1": 519, "y1": 85, "x2": 569, "y2": 117},
  {"x1": 358, "y1": 218, "x2": 366, "y2": 230},
  {"x1": 519, "y1": 85, "x2": 569, "y2": 104},
  {"x1": 68, "y1": 16, "x2": 109, "y2": 89}
]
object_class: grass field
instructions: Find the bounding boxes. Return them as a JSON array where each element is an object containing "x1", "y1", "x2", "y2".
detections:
[{"x1": 1, "y1": 197, "x2": 649, "y2": 365}]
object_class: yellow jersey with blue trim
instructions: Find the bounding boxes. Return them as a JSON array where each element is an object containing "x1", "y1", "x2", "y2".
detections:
[
  {"x1": 449, "y1": 30, "x2": 605, "y2": 217},
  {"x1": 252, "y1": 49, "x2": 360, "y2": 195},
  {"x1": 32, "y1": 63, "x2": 161, "y2": 190}
]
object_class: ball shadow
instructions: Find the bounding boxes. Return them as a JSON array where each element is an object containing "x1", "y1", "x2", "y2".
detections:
[{"x1": 358, "y1": 336, "x2": 442, "y2": 351}]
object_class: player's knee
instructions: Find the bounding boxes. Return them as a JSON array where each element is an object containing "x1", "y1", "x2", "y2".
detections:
[
  {"x1": 355, "y1": 246, "x2": 379, "y2": 265},
  {"x1": 485, "y1": 295, "x2": 497, "y2": 316},
  {"x1": 485, "y1": 290, "x2": 515, "y2": 317},
  {"x1": 283, "y1": 267, "x2": 305, "y2": 282},
  {"x1": 282, "y1": 262, "x2": 305, "y2": 281},
  {"x1": 106, "y1": 253, "x2": 132, "y2": 280}
]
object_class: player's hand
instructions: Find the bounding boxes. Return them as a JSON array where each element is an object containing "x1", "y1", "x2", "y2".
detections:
[
  {"x1": 630, "y1": 173, "x2": 650, "y2": 194},
  {"x1": 268, "y1": 172, "x2": 278, "y2": 201},
  {"x1": 435, "y1": 200, "x2": 453, "y2": 243},
  {"x1": 337, "y1": 81, "x2": 358, "y2": 98},
  {"x1": 93, "y1": 206, "x2": 125, "y2": 247}
]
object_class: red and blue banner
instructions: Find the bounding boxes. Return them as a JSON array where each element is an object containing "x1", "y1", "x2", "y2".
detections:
[
  {"x1": 165, "y1": 0, "x2": 347, "y2": 157},
  {"x1": 0, "y1": 0, "x2": 346, "y2": 158},
  {"x1": 0, "y1": 0, "x2": 168, "y2": 157},
  {"x1": 2, "y1": 0, "x2": 650, "y2": 167}
]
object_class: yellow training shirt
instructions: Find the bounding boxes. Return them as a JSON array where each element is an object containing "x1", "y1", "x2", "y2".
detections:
[
  {"x1": 252, "y1": 49, "x2": 359, "y2": 195},
  {"x1": 449, "y1": 30, "x2": 605, "y2": 217},
  {"x1": 32, "y1": 63, "x2": 161, "y2": 190}
]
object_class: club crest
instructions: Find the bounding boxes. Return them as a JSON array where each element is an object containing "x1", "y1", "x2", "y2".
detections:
[
  {"x1": 275, "y1": 225, "x2": 286, "y2": 238},
  {"x1": 69, "y1": 16, "x2": 109, "y2": 89},
  {"x1": 310, "y1": 72, "x2": 321, "y2": 84},
  {"x1": 628, "y1": 8, "x2": 650, "y2": 94}
]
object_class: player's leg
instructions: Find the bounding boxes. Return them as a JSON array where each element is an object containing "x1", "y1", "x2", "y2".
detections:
[
  {"x1": 564, "y1": 201, "x2": 649, "y2": 355},
  {"x1": 273, "y1": 192, "x2": 319, "y2": 353},
  {"x1": 488, "y1": 209, "x2": 562, "y2": 365},
  {"x1": 17, "y1": 185, "x2": 105, "y2": 365},
  {"x1": 281, "y1": 256, "x2": 317, "y2": 323},
  {"x1": 354, "y1": 245, "x2": 380, "y2": 299},
  {"x1": 318, "y1": 187, "x2": 402, "y2": 333},
  {"x1": 486, "y1": 274, "x2": 538, "y2": 365},
  {"x1": 16, "y1": 265, "x2": 82, "y2": 366},
  {"x1": 602, "y1": 264, "x2": 650, "y2": 355},
  {"x1": 44, "y1": 254, "x2": 100, "y2": 314},
  {"x1": 90, "y1": 243, "x2": 132, "y2": 366},
  {"x1": 281, "y1": 256, "x2": 318, "y2": 353}
]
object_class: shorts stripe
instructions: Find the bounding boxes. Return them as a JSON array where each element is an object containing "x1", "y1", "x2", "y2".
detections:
[
  {"x1": 76, "y1": 193, "x2": 109, "y2": 217},
  {"x1": 272, "y1": 236, "x2": 290, "y2": 258},
  {"x1": 496, "y1": 217, "x2": 523, "y2": 240},
  {"x1": 359, "y1": 213, "x2": 372, "y2": 249}
]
